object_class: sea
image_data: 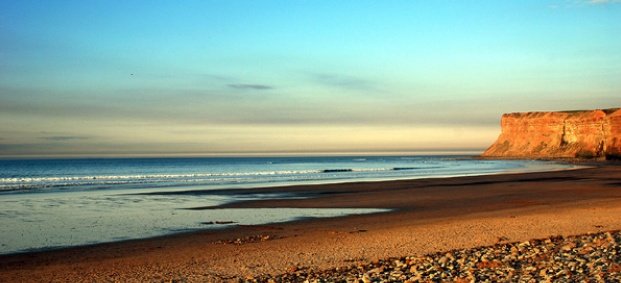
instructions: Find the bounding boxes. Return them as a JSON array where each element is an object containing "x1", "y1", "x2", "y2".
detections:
[{"x1": 0, "y1": 155, "x2": 575, "y2": 255}]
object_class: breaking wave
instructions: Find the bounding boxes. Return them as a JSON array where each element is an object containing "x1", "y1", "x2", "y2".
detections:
[{"x1": 0, "y1": 167, "x2": 425, "y2": 192}]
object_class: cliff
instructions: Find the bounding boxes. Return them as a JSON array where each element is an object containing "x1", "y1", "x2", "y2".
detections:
[{"x1": 482, "y1": 108, "x2": 621, "y2": 159}]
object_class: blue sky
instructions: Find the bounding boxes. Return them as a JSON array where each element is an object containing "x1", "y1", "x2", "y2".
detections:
[{"x1": 1, "y1": 0, "x2": 620, "y2": 156}]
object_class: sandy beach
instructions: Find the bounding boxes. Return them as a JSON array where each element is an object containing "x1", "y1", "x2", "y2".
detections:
[{"x1": 2, "y1": 164, "x2": 621, "y2": 282}]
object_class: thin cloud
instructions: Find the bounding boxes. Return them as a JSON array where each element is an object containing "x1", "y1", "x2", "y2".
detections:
[
  {"x1": 0, "y1": 143, "x2": 68, "y2": 155},
  {"x1": 586, "y1": 0, "x2": 621, "y2": 4},
  {"x1": 550, "y1": 0, "x2": 620, "y2": 8},
  {"x1": 40, "y1": 136, "x2": 89, "y2": 141},
  {"x1": 228, "y1": 84, "x2": 273, "y2": 90},
  {"x1": 0, "y1": 144, "x2": 23, "y2": 151},
  {"x1": 311, "y1": 73, "x2": 377, "y2": 91}
]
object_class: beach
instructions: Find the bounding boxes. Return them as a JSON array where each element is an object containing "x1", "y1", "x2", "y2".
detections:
[{"x1": 2, "y1": 164, "x2": 621, "y2": 282}]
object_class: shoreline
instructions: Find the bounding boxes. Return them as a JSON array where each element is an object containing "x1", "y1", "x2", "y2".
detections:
[
  {"x1": 2, "y1": 164, "x2": 621, "y2": 281},
  {"x1": 0, "y1": 156, "x2": 572, "y2": 195},
  {"x1": 0, "y1": 157, "x2": 577, "y2": 256}
]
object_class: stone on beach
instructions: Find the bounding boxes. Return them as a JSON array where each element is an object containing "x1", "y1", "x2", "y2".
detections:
[{"x1": 248, "y1": 230, "x2": 621, "y2": 282}]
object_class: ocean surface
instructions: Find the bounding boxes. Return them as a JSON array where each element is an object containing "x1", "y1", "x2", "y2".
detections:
[{"x1": 0, "y1": 156, "x2": 575, "y2": 254}]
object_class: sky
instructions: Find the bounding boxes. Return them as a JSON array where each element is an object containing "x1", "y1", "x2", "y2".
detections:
[{"x1": 1, "y1": 0, "x2": 620, "y2": 157}]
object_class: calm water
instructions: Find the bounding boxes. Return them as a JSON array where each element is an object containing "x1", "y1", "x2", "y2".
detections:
[{"x1": 0, "y1": 156, "x2": 574, "y2": 254}]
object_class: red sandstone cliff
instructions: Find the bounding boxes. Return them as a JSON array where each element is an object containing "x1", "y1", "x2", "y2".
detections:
[{"x1": 482, "y1": 108, "x2": 621, "y2": 159}]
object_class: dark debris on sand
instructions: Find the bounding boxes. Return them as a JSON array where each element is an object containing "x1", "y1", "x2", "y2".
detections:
[{"x1": 245, "y1": 230, "x2": 621, "y2": 282}]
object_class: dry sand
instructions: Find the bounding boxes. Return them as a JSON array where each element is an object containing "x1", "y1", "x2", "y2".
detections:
[{"x1": 1, "y1": 164, "x2": 621, "y2": 282}]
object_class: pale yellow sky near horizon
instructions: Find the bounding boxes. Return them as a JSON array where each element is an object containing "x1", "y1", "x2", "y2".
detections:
[{"x1": 0, "y1": 119, "x2": 499, "y2": 157}]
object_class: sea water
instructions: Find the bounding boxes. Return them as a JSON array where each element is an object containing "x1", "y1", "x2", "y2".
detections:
[{"x1": 0, "y1": 156, "x2": 574, "y2": 254}]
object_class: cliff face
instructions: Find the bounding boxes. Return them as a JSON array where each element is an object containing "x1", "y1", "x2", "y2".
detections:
[{"x1": 482, "y1": 108, "x2": 621, "y2": 159}]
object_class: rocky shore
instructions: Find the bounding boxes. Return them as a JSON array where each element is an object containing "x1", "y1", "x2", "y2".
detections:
[{"x1": 248, "y1": 230, "x2": 621, "y2": 282}]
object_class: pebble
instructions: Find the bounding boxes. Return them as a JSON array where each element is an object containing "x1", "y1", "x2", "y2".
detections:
[{"x1": 245, "y1": 230, "x2": 621, "y2": 282}]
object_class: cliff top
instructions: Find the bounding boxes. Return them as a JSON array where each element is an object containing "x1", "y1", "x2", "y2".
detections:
[{"x1": 503, "y1": 108, "x2": 620, "y2": 118}]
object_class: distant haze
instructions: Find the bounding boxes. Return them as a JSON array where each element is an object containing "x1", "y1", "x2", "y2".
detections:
[{"x1": 1, "y1": 1, "x2": 620, "y2": 157}]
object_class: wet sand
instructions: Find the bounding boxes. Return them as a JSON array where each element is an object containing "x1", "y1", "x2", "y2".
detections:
[{"x1": 2, "y1": 165, "x2": 621, "y2": 282}]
